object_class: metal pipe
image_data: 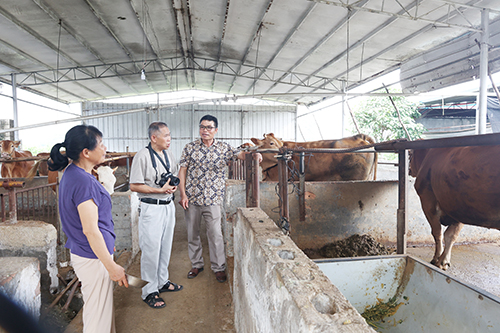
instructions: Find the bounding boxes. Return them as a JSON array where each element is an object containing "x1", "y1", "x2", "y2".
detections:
[
  {"x1": 376, "y1": 132, "x2": 500, "y2": 151},
  {"x1": 299, "y1": 152, "x2": 306, "y2": 222},
  {"x1": 245, "y1": 153, "x2": 259, "y2": 208},
  {"x1": 397, "y1": 150, "x2": 408, "y2": 254},
  {"x1": 11, "y1": 74, "x2": 18, "y2": 141},
  {"x1": 252, "y1": 153, "x2": 260, "y2": 207},
  {"x1": 477, "y1": 9, "x2": 489, "y2": 134},
  {"x1": 2, "y1": 179, "x2": 24, "y2": 223},
  {"x1": 1, "y1": 194, "x2": 5, "y2": 222},
  {"x1": 277, "y1": 148, "x2": 289, "y2": 230}
]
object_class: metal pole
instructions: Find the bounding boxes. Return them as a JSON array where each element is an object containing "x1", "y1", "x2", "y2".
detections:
[
  {"x1": 477, "y1": 9, "x2": 489, "y2": 134},
  {"x1": 2, "y1": 180, "x2": 25, "y2": 223},
  {"x1": 252, "y1": 153, "x2": 260, "y2": 207},
  {"x1": 11, "y1": 74, "x2": 19, "y2": 141},
  {"x1": 341, "y1": 82, "x2": 346, "y2": 137},
  {"x1": 245, "y1": 153, "x2": 259, "y2": 208},
  {"x1": 299, "y1": 152, "x2": 306, "y2": 222},
  {"x1": 397, "y1": 150, "x2": 408, "y2": 254},
  {"x1": 277, "y1": 149, "x2": 289, "y2": 226}
]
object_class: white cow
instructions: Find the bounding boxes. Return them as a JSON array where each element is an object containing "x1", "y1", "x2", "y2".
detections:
[{"x1": 94, "y1": 166, "x2": 118, "y2": 195}]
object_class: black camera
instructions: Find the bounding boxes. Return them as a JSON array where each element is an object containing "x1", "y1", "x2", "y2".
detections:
[{"x1": 159, "y1": 172, "x2": 180, "y2": 187}]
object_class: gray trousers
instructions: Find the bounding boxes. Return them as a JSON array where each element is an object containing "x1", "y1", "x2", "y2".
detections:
[
  {"x1": 184, "y1": 204, "x2": 226, "y2": 272},
  {"x1": 138, "y1": 202, "x2": 176, "y2": 299}
]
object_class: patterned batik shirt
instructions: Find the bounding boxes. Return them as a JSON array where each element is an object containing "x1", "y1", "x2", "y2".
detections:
[{"x1": 179, "y1": 138, "x2": 240, "y2": 206}]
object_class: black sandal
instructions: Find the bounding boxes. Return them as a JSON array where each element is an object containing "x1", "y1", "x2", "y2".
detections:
[
  {"x1": 143, "y1": 292, "x2": 165, "y2": 309},
  {"x1": 159, "y1": 281, "x2": 183, "y2": 293}
]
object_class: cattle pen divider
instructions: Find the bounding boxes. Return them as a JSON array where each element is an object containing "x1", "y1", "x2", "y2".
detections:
[
  {"x1": 0, "y1": 179, "x2": 58, "y2": 223},
  {"x1": 235, "y1": 132, "x2": 500, "y2": 255}
]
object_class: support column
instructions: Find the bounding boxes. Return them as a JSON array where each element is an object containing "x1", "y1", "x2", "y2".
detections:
[
  {"x1": 11, "y1": 74, "x2": 19, "y2": 141},
  {"x1": 477, "y1": 9, "x2": 489, "y2": 134},
  {"x1": 397, "y1": 150, "x2": 408, "y2": 254}
]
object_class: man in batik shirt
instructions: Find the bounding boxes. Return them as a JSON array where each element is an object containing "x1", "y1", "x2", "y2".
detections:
[{"x1": 178, "y1": 114, "x2": 262, "y2": 283}]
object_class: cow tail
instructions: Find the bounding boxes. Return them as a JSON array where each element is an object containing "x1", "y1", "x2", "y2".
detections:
[
  {"x1": 360, "y1": 134, "x2": 377, "y2": 180},
  {"x1": 26, "y1": 160, "x2": 40, "y2": 180}
]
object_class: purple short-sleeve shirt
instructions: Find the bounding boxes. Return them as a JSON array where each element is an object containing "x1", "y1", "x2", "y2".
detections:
[{"x1": 59, "y1": 163, "x2": 115, "y2": 259}]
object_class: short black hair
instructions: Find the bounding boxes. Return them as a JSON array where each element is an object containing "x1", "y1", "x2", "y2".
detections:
[{"x1": 200, "y1": 115, "x2": 218, "y2": 128}]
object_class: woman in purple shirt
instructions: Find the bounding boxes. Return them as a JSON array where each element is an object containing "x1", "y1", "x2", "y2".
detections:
[{"x1": 48, "y1": 125, "x2": 128, "y2": 333}]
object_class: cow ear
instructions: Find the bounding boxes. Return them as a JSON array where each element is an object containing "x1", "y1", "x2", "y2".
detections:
[
  {"x1": 112, "y1": 166, "x2": 118, "y2": 174},
  {"x1": 251, "y1": 138, "x2": 259, "y2": 145},
  {"x1": 13, "y1": 141, "x2": 21, "y2": 147},
  {"x1": 268, "y1": 133, "x2": 275, "y2": 138}
]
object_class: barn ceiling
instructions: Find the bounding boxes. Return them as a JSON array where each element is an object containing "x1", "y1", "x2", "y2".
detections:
[{"x1": 0, "y1": 0, "x2": 499, "y2": 106}]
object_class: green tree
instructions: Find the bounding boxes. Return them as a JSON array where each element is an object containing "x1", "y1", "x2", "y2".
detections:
[{"x1": 350, "y1": 88, "x2": 425, "y2": 143}]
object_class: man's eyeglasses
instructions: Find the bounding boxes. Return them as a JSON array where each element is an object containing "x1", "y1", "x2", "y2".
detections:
[{"x1": 200, "y1": 125, "x2": 215, "y2": 131}]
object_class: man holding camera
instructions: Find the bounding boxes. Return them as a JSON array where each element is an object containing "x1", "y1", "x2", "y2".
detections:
[
  {"x1": 178, "y1": 115, "x2": 262, "y2": 283},
  {"x1": 130, "y1": 122, "x2": 183, "y2": 309}
]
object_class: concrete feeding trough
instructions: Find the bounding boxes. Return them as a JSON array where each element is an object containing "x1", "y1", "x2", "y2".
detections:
[{"x1": 316, "y1": 255, "x2": 500, "y2": 332}]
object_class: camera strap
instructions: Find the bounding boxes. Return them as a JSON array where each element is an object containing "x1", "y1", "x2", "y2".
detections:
[{"x1": 146, "y1": 143, "x2": 171, "y2": 180}]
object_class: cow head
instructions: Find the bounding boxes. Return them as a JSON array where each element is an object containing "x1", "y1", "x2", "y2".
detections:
[
  {"x1": 250, "y1": 133, "x2": 283, "y2": 149},
  {"x1": 0, "y1": 140, "x2": 21, "y2": 159},
  {"x1": 250, "y1": 133, "x2": 284, "y2": 171},
  {"x1": 93, "y1": 166, "x2": 118, "y2": 195}
]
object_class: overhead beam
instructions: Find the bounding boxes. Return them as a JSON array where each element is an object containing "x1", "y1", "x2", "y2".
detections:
[
  {"x1": 263, "y1": 0, "x2": 371, "y2": 95},
  {"x1": 245, "y1": 1, "x2": 318, "y2": 95},
  {"x1": 0, "y1": 4, "x2": 104, "y2": 98},
  {"x1": 310, "y1": 0, "x2": 483, "y2": 32},
  {"x1": 172, "y1": 0, "x2": 195, "y2": 88},
  {"x1": 32, "y1": 0, "x2": 133, "y2": 96},
  {"x1": 129, "y1": 0, "x2": 172, "y2": 89},
  {"x1": 228, "y1": 0, "x2": 275, "y2": 94},
  {"x1": 2, "y1": 57, "x2": 344, "y2": 93},
  {"x1": 82, "y1": 0, "x2": 155, "y2": 94},
  {"x1": 293, "y1": 0, "x2": 485, "y2": 103},
  {"x1": 0, "y1": 40, "x2": 82, "y2": 101},
  {"x1": 211, "y1": 0, "x2": 231, "y2": 91}
]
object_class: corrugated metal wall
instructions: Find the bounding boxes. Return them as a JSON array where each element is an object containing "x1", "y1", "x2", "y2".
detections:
[{"x1": 83, "y1": 102, "x2": 297, "y2": 158}]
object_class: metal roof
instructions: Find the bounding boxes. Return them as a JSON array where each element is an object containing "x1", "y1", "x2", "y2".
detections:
[{"x1": 0, "y1": 0, "x2": 499, "y2": 106}]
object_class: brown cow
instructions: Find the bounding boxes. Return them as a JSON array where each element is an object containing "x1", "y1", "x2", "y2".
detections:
[
  {"x1": 250, "y1": 133, "x2": 377, "y2": 181},
  {"x1": 409, "y1": 145, "x2": 500, "y2": 270},
  {"x1": 0, "y1": 140, "x2": 35, "y2": 178}
]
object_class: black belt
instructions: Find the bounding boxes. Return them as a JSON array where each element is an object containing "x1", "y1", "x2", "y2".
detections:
[{"x1": 140, "y1": 196, "x2": 173, "y2": 205}]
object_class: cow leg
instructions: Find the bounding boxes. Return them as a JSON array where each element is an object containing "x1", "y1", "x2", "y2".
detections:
[
  {"x1": 429, "y1": 222, "x2": 443, "y2": 266},
  {"x1": 437, "y1": 222, "x2": 463, "y2": 270},
  {"x1": 415, "y1": 187, "x2": 443, "y2": 266}
]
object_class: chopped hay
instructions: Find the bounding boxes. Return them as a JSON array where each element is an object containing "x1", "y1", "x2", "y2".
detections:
[
  {"x1": 318, "y1": 234, "x2": 392, "y2": 258},
  {"x1": 361, "y1": 296, "x2": 404, "y2": 330}
]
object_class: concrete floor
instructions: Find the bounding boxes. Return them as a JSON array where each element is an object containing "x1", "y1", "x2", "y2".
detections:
[
  {"x1": 61, "y1": 196, "x2": 500, "y2": 332},
  {"x1": 64, "y1": 202, "x2": 235, "y2": 333},
  {"x1": 407, "y1": 241, "x2": 500, "y2": 298}
]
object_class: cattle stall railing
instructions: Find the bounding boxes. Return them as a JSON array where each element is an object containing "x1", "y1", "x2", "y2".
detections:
[
  {"x1": 228, "y1": 158, "x2": 245, "y2": 180},
  {"x1": 1, "y1": 180, "x2": 58, "y2": 224},
  {"x1": 251, "y1": 145, "x2": 381, "y2": 237}
]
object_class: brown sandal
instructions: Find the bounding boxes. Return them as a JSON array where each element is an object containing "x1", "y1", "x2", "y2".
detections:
[{"x1": 187, "y1": 267, "x2": 204, "y2": 279}]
